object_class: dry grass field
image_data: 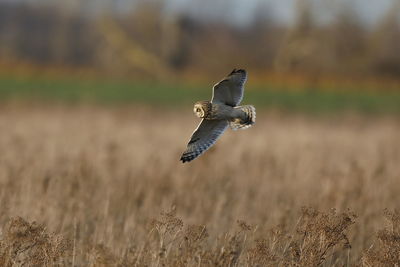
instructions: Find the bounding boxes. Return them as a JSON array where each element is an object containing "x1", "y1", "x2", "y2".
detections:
[{"x1": 0, "y1": 104, "x2": 399, "y2": 266}]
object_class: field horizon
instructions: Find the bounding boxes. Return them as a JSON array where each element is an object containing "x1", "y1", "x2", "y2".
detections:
[{"x1": 1, "y1": 75, "x2": 400, "y2": 115}]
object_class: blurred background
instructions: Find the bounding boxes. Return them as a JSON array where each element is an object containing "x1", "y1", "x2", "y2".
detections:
[
  {"x1": 1, "y1": 2, "x2": 400, "y2": 264},
  {"x1": 0, "y1": 0, "x2": 399, "y2": 111}
]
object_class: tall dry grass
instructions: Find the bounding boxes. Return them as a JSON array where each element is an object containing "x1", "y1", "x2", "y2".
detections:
[{"x1": 0, "y1": 105, "x2": 399, "y2": 266}]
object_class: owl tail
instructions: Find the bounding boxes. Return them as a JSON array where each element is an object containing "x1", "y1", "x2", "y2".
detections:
[{"x1": 230, "y1": 105, "x2": 256, "y2": 130}]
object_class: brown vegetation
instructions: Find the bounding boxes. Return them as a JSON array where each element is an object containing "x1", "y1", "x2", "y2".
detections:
[{"x1": 0, "y1": 105, "x2": 399, "y2": 265}]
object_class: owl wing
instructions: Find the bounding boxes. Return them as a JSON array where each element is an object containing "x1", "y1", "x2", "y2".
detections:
[
  {"x1": 180, "y1": 119, "x2": 229, "y2": 163},
  {"x1": 212, "y1": 69, "x2": 247, "y2": 107}
]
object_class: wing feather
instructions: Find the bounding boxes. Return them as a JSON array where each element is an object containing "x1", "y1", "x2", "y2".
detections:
[
  {"x1": 212, "y1": 69, "x2": 247, "y2": 106},
  {"x1": 180, "y1": 119, "x2": 228, "y2": 163}
]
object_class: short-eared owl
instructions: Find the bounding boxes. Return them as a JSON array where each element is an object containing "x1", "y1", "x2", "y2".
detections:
[{"x1": 180, "y1": 69, "x2": 256, "y2": 163}]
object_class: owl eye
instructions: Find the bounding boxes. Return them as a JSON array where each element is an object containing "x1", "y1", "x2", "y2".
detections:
[{"x1": 196, "y1": 108, "x2": 201, "y2": 112}]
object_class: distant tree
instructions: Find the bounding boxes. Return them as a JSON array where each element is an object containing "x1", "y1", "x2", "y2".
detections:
[
  {"x1": 327, "y1": 4, "x2": 367, "y2": 74},
  {"x1": 368, "y1": 2, "x2": 400, "y2": 76},
  {"x1": 0, "y1": 3, "x2": 96, "y2": 66},
  {"x1": 240, "y1": 1, "x2": 283, "y2": 69},
  {"x1": 165, "y1": 15, "x2": 198, "y2": 70},
  {"x1": 274, "y1": 0, "x2": 318, "y2": 72}
]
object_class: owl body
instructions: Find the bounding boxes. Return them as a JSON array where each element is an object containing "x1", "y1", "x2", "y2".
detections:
[
  {"x1": 194, "y1": 101, "x2": 252, "y2": 125},
  {"x1": 181, "y1": 69, "x2": 256, "y2": 163}
]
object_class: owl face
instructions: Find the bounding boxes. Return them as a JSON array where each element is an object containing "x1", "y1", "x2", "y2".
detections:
[{"x1": 193, "y1": 101, "x2": 211, "y2": 118}]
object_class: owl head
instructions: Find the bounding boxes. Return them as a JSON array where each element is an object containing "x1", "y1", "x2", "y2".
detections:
[{"x1": 193, "y1": 101, "x2": 212, "y2": 118}]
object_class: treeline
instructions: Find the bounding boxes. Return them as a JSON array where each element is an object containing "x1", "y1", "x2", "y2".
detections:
[{"x1": 0, "y1": 1, "x2": 399, "y2": 79}]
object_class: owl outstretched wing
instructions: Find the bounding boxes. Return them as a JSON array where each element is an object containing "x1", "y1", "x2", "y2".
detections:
[
  {"x1": 180, "y1": 119, "x2": 229, "y2": 163},
  {"x1": 212, "y1": 69, "x2": 247, "y2": 107}
]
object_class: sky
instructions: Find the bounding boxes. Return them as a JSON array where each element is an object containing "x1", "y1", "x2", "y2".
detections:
[
  {"x1": 164, "y1": 0, "x2": 397, "y2": 26},
  {"x1": 2, "y1": 0, "x2": 398, "y2": 27}
]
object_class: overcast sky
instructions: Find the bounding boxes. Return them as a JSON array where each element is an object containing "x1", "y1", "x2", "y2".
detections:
[
  {"x1": 164, "y1": 0, "x2": 397, "y2": 26},
  {"x1": 3, "y1": 0, "x2": 398, "y2": 26}
]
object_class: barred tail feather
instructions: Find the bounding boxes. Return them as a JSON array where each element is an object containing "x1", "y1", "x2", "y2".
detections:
[{"x1": 230, "y1": 105, "x2": 256, "y2": 130}]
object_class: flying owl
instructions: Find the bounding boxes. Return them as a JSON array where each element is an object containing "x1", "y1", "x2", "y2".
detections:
[{"x1": 180, "y1": 69, "x2": 256, "y2": 163}]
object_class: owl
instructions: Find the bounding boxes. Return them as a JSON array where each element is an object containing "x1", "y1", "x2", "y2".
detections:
[{"x1": 180, "y1": 69, "x2": 256, "y2": 163}]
